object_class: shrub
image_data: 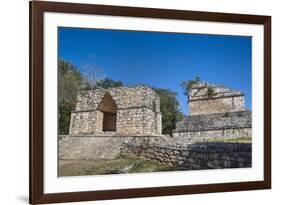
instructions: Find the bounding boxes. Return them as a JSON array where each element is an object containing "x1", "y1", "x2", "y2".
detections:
[
  {"x1": 207, "y1": 86, "x2": 215, "y2": 97},
  {"x1": 181, "y1": 76, "x2": 200, "y2": 96}
]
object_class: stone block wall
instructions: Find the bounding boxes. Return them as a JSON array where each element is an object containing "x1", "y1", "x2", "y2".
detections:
[
  {"x1": 187, "y1": 81, "x2": 245, "y2": 115},
  {"x1": 189, "y1": 95, "x2": 245, "y2": 115},
  {"x1": 116, "y1": 108, "x2": 144, "y2": 135},
  {"x1": 75, "y1": 86, "x2": 160, "y2": 112},
  {"x1": 156, "y1": 112, "x2": 162, "y2": 135},
  {"x1": 121, "y1": 142, "x2": 252, "y2": 169},
  {"x1": 59, "y1": 135, "x2": 162, "y2": 160},
  {"x1": 70, "y1": 108, "x2": 162, "y2": 136},
  {"x1": 143, "y1": 108, "x2": 162, "y2": 135},
  {"x1": 116, "y1": 108, "x2": 161, "y2": 136},
  {"x1": 173, "y1": 127, "x2": 252, "y2": 141},
  {"x1": 174, "y1": 110, "x2": 252, "y2": 141},
  {"x1": 69, "y1": 111, "x2": 103, "y2": 135}
]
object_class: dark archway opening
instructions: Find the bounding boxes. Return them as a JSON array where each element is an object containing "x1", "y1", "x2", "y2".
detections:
[
  {"x1": 97, "y1": 93, "x2": 117, "y2": 132},
  {"x1": 102, "y1": 112, "x2": 117, "y2": 131}
]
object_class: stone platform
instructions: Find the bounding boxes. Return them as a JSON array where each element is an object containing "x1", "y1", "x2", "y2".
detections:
[
  {"x1": 59, "y1": 135, "x2": 163, "y2": 160},
  {"x1": 173, "y1": 111, "x2": 252, "y2": 140}
]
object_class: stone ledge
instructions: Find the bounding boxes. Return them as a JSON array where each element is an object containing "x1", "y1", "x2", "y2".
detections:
[{"x1": 189, "y1": 93, "x2": 244, "y2": 102}]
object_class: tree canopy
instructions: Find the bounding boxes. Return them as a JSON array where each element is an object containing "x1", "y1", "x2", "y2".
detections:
[
  {"x1": 58, "y1": 59, "x2": 86, "y2": 134},
  {"x1": 96, "y1": 78, "x2": 123, "y2": 89},
  {"x1": 153, "y1": 88, "x2": 184, "y2": 135}
]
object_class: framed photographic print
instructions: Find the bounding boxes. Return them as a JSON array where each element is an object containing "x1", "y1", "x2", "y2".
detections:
[{"x1": 30, "y1": 0, "x2": 271, "y2": 204}]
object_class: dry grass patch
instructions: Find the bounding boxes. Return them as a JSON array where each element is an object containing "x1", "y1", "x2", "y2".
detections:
[{"x1": 59, "y1": 157, "x2": 173, "y2": 177}]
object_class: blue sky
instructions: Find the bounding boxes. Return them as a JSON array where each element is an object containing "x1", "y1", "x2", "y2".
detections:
[{"x1": 58, "y1": 27, "x2": 252, "y2": 115}]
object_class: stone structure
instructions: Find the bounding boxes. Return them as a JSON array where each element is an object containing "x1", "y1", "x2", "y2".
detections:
[
  {"x1": 188, "y1": 81, "x2": 245, "y2": 115},
  {"x1": 173, "y1": 111, "x2": 252, "y2": 140},
  {"x1": 59, "y1": 135, "x2": 160, "y2": 160},
  {"x1": 59, "y1": 81, "x2": 252, "y2": 168},
  {"x1": 69, "y1": 85, "x2": 162, "y2": 136},
  {"x1": 118, "y1": 81, "x2": 252, "y2": 170},
  {"x1": 173, "y1": 81, "x2": 252, "y2": 140},
  {"x1": 121, "y1": 141, "x2": 252, "y2": 169}
]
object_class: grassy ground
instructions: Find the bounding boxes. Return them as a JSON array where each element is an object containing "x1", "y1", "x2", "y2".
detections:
[
  {"x1": 59, "y1": 157, "x2": 173, "y2": 177},
  {"x1": 204, "y1": 137, "x2": 252, "y2": 143}
]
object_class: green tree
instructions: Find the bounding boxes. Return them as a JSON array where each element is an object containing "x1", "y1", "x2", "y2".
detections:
[
  {"x1": 96, "y1": 78, "x2": 124, "y2": 88},
  {"x1": 58, "y1": 59, "x2": 85, "y2": 134},
  {"x1": 181, "y1": 76, "x2": 200, "y2": 96},
  {"x1": 153, "y1": 88, "x2": 184, "y2": 135}
]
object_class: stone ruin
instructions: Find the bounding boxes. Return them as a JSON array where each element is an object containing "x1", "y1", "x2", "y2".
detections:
[
  {"x1": 173, "y1": 81, "x2": 252, "y2": 140},
  {"x1": 69, "y1": 85, "x2": 162, "y2": 137},
  {"x1": 59, "y1": 81, "x2": 252, "y2": 170},
  {"x1": 119, "y1": 81, "x2": 252, "y2": 170},
  {"x1": 188, "y1": 81, "x2": 245, "y2": 115},
  {"x1": 60, "y1": 85, "x2": 162, "y2": 161}
]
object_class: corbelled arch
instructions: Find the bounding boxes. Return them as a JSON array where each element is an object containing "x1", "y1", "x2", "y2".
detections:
[
  {"x1": 97, "y1": 93, "x2": 117, "y2": 132},
  {"x1": 97, "y1": 92, "x2": 117, "y2": 113}
]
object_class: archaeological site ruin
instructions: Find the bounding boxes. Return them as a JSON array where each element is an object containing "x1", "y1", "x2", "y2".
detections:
[
  {"x1": 173, "y1": 81, "x2": 252, "y2": 140},
  {"x1": 69, "y1": 85, "x2": 162, "y2": 136},
  {"x1": 59, "y1": 81, "x2": 252, "y2": 171}
]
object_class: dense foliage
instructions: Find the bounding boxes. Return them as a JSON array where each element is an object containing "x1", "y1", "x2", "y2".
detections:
[
  {"x1": 153, "y1": 88, "x2": 184, "y2": 135},
  {"x1": 58, "y1": 59, "x2": 86, "y2": 134}
]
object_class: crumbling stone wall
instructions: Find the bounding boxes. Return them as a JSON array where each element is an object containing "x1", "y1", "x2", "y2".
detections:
[
  {"x1": 174, "y1": 81, "x2": 252, "y2": 140},
  {"x1": 189, "y1": 96, "x2": 245, "y2": 115},
  {"x1": 121, "y1": 141, "x2": 252, "y2": 169},
  {"x1": 188, "y1": 81, "x2": 245, "y2": 115},
  {"x1": 175, "y1": 111, "x2": 251, "y2": 131},
  {"x1": 173, "y1": 128, "x2": 252, "y2": 141},
  {"x1": 173, "y1": 111, "x2": 252, "y2": 140}
]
